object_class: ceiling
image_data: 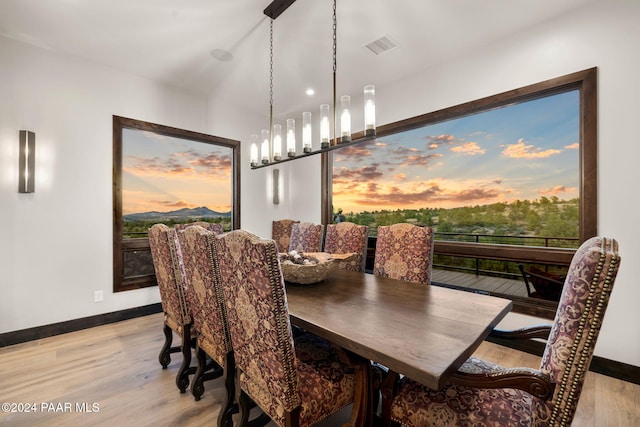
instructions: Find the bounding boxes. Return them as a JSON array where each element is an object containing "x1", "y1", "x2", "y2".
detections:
[{"x1": 0, "y1": 0, "x2": 597, "y2": 119}]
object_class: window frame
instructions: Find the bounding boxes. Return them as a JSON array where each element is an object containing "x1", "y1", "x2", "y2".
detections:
[
  {"x1": 113, "y1": 115, "x2": 241, "y2": 292},
  {"x1": 321, "y1": 68, "x2": 597, "y2": 318}
]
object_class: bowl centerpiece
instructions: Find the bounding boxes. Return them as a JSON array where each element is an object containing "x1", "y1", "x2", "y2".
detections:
[{"x1": 279, "y1": 251, "x2": 336, "y2": 284}]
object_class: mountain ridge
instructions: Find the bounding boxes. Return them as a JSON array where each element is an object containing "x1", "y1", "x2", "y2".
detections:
[{"x1": 124, "y1": 206, "x2": 230, "y2": 222}]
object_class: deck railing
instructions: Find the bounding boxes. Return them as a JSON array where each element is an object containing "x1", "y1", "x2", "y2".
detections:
[{"x1": 365, "y1": 232, "x2": 577, "y2": 279}]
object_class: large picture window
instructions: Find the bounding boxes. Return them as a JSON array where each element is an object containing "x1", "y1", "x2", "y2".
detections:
[
  {"x1": 113, "y1": 116, "x2": 240, "y2": 292},
  {"x1": 322, "y1": 68, "x2": 597, "y2": 318}
]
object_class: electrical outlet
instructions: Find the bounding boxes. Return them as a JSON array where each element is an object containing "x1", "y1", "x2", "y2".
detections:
[{"x1": 94, "y1": 290, "x2": 104, "y2": 303}]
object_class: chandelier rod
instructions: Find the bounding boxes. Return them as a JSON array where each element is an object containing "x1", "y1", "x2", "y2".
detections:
[
  {"x1": 269, "y1": 18, "x2": 274, "y2": 159},
  {"x1": 332, "y1": 0, "x2": 337, "y2": 145}
]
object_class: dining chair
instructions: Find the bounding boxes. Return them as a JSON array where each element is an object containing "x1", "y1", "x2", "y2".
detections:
[
  {"x1": 271, "y1": 219, "x2": 299, "y2": 253},
  {"x1": 518, "y1": 263, "x2": 565, "y2": 301},
  {"x1": 216, "y1": 229, "x2": 363, "y2": 427},
  {"x1": 323, "y1": 222, "x2": 369, "y2": 272},
  {"x1": 373, "y1": 223, "x2": 434, "y2": 284},
  {"x1": 381, "y1": 236, "x2": 621, "y2": 427},
  {"x1": 289, "y1": 221, "x2": 324, "y2": 253},
  {"x1": 148, "y1": 223, "x2": 194, "y2": 393},
  {"x1": 176, "y1": 226, "x2": 231, "y2": 419},
  {"x1": 175, "y1": 221, "x2": 224, "y2": 234}
]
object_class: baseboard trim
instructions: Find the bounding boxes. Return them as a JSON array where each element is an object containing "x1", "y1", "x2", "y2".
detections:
[
  {"x1": 0, "y1": 303, "x2": 162, "y2": 348},
  {"x1": 487, "y1": 335, "x2": 640, "y2": 386}
]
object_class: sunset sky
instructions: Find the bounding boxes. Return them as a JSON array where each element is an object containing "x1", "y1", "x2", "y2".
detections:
[
  {"x1": 122, "y1": 129, "x2": 232, "y2": 215},
  {"x1": 332, "y1": 90, "x2": 580, "y2": 214}
]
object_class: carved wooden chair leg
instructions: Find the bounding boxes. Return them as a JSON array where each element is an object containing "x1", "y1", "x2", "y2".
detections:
[
  {"x1": 159, "y1": 323, "x2": 173, "y2": 368},
  {"x1": 217, "y1": 352, "x2": 236, "y2": 427},
  {"x1": 237, "y1": 387, "x2": 252, "y2": 427},
  {"x1": 176, "y1": 324, "x2": 193, "y2": 393},
  {"x1": 191, "y1": 345, "x2": 206, "y2": 401}
]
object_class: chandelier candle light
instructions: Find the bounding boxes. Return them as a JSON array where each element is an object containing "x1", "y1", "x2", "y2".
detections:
[
  {"x1": 250, "y1": 0, "x2": 376, "y2": 169},
  {"x1": 340, "y1": 95, "x2": 351, "y2": 142},
  {"x1": 303, "y1": 111, "x2": 312, "y2": 153},
  {"x1": 287, "y1": 119, "x2": 296, "y2": 157},
  {"x1": 272, "y1": 124, "x2": 282, "y2": 161},
  {"x1": 261, "y1": 129, "x2": 270, "y2": 164},
  {"x1": 364, "y1": 85, "x2": 376, "y2": 137},
  {"x1": 320, "y1": 104, "x2": 330, "y2": 149},
  {"x1": 250, "y1": 134, "x2": 259, "y2": 167}
]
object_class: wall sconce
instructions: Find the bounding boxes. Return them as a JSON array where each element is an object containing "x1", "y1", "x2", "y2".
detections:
[
  {"x1": 272, "y1": 168, "x2": 280, "y2": 205},
  {"x1": 19, "y1": 130, "x2": 35, "y2": 193}
]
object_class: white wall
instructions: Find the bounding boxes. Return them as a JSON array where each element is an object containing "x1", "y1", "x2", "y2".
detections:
[
  {"x1": 0, "y1": 37, "x2": 207, "y2": 333},
  {"x1": 237, "y1": 1, "x2": 640, "y2": 367},
  {"x1": 1, "y1": 0, "x2": 637, "y2": 368}
]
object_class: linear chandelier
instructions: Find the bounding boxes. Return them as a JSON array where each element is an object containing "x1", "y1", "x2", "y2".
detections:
[{"x1": 250, "y1": 0, "x2": 376, "y2": 169}]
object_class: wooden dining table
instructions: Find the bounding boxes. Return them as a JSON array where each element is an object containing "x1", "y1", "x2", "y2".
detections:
[{"x1": 284, "y1": 269, "x2": 513, "y2": 426}]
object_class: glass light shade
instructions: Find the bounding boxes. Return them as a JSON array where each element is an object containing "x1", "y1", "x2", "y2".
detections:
[
  {"x1": 340, "y1": 95, "x2": 351, "y2": 143},
  {"x1": 272, "y1": 124, "x2": 282, "y2": 161},
  {"x1": 286, "y1": 119, "x2": 296, "y2": 157},
  {"x1": 320, "y1": 104, "x2": 330, "y2": 148},
  {"x1": 250, "y1": 134, "x2": 259, "y2": 167},
  {"x1": 302, "y1": 112, "x2": 312, "y2": 153},
  {"x1": 261, "y1": 129, "x2": 270, "y2": 164},
  {"x1": 364, "y1": 85, "x2": 376, "y2": 136}
]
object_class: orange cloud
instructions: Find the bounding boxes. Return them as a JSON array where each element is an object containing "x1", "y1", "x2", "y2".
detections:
[
  {"x1": 333, "y1": 140, "x2": 377, "y2": 161},
  {"x1": 564, "y1": 142, "x2": 579, "y2": 149},
  {"x1": 333, "y1": 164, "x2": 384, "y2": 183},
  {"x1": 539, "y1": 186, "x2": 577, "y2": 196},
  {"x1": 156, "y1": 200, "x2": 195, "y2": 208},
  {"x1": 502, "y1": 138, "x2": 561, "y2": 159},
  {"x1": 424, "y1": 134, "x2": 456, "y2": 149},
  {"x1": 124, "y1": 151, "x2": 231, "y2": 178},
  {"x1": 402, "y1": 153, "x2": 444, "y2": 166},
  {"x1": 450, "y1": 142, "x2": 485, "y2": 155},
  {"x1": 350, "y1": 185, "x2": 500, "y2": 207}
]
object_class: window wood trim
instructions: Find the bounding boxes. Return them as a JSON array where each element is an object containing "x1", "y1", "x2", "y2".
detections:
[
  {"x1": 322, "y1": 68, "x2": 597, "y2": 318},
  {"x1": 113, "y1": 115, "x2": 241, "y2": 292}
]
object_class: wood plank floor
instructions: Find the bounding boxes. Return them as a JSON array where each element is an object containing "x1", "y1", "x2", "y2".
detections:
[{"x1": 1, "y1": 313, "x2": 638, "y2": 426}]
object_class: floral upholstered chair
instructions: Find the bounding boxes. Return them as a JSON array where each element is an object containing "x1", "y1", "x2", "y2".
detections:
[
  {"x1": 271, "y1": 219, "x2": 299, "y2": 253},
  {"x1": 148, "y1": 223, "x2": 194, "y2": 393},
  {"x1": 374, "y1": 223, "x2": 434, "y2": 284},
  {"x1": 176, "y1": 226, "x2": 229, "y2": 410},
  {"x1": 381, "y1": 236, "x2": 621, "y2": 427},
  {"x1": 216, "y1": 230, "x2": 361, "y2": 427},
  {"x1": 324, "y1": 222, "x2": 369, "y2": 272},
  {"x1": 175, "y1": 221, "x2": 224, "y2": 234},
  {"x1": 289, "y1": 222, "x2": 324, "y2": 253}
]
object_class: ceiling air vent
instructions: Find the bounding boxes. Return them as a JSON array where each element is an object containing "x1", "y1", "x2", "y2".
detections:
[{"x1": 365, "y1": 34, "x2": 398, "y2": 56}]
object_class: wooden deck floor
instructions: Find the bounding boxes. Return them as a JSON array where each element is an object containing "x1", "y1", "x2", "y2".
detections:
[{"x1": 431, "y1": 268, "x2": 529, "y2": 298}]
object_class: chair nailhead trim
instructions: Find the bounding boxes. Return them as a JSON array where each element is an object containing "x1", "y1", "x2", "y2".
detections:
[{"x1": 550, "y1": 238, "x2": 619, "y2": 426}]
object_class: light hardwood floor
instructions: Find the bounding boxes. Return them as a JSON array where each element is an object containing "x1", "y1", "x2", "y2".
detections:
[{"x1": 1, "y1": 313, "x2": 638, "y2": 426}]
